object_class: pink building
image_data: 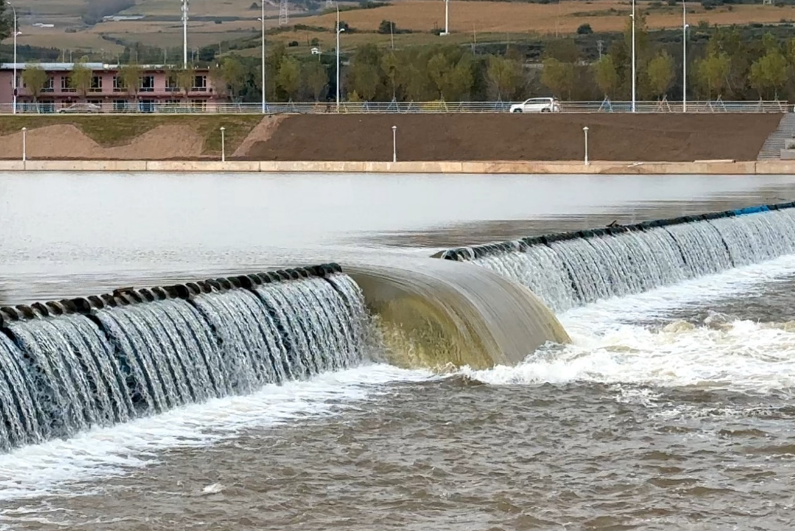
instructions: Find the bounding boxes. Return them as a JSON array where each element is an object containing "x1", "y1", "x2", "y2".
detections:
[{"x1": 0, "y1": 63, "x2": 225, "y2": 112}]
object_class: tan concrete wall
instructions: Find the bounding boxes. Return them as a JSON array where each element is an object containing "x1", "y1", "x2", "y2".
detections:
[{"x1": 0, "y1": 159, "x2": 792, "y2": 174}]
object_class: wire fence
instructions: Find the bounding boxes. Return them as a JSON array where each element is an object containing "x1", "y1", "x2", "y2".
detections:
[{"x1": 0, "y1": 99, "x2": 790, "y2": 115}]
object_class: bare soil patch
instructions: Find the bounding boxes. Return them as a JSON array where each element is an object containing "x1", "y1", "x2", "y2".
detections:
[{"x1": 240, "y1": 114, "x2": 782, "y2": 162}]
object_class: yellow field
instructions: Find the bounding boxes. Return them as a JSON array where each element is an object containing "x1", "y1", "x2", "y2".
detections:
[{"x1": 9, "y1": 0, "x2": 795, "y2": 56}]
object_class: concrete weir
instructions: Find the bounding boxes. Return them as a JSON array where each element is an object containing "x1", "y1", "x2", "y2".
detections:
[
  {"x1": 348, "y1": 258, "x2": 569, "y2": 370},
  {"x1": 432, "y1": 201, "x2": 795, "y2": 314}
]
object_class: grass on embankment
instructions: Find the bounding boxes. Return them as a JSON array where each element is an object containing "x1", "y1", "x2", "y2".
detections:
[{"x1": 0, "y1": 115, "x2": 263, "y2": 155}]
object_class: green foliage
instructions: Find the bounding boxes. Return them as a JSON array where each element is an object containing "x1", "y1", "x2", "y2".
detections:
[
  {"x1": 277, "y1": 56, "x2": 302, "y2": 100},
  {"x1": 221, "y1": 57, "x2": 247, "y2": 100},
  {"x1": 177, "y1": 66, "x2": 195, "y2": 98},
  {"x1": 378, "y1": 20, "x2": 396, "y2": 35},
  {"x1": 541, "y1": 57, "x2": 576, "y2": 99},
  {"x1": 646, "y1": 51, "x2": 674, "y2": 98},
  {"x1": 749, "y1": 49, "x2": 788, "y2": 98},
  {"x1": 0, "y1": 0, "x2": 10, "y2": 42},
  {"x1": 486, "y1": 55, "x2": 523, "y2": 100},
  {"x1": 21, "y1": 65, "x2": 48, "y2": 101},
  {"x1": 119, "y1": 63, "x2": 142, "y2": 97},
  {"x1": 577, "y1": 23, "x2": 593, "y2": 35},
  {"x1": 592, "y1": 55, "x2": 619, "y2": 97},
  {"x1": 695, "y1": 51, "x2": 730, "y2": 98},
  {"x1": 302, "y1": 61, "x2": 328, "y2": 101},
  {"x1": 70, "y1": 58, "x2": 93, "y2": 98}
]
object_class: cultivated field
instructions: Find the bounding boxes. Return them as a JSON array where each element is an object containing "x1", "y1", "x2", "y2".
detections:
[{"x1": 9, "y1": 0, "x2": 795, "y2": 56}]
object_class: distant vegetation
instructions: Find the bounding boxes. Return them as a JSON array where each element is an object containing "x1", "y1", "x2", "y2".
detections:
[{"x1": 82, "y1": 0, "x2": 136, "y2": 25}]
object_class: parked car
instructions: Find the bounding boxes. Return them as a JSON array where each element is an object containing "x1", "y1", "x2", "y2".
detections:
[
  {"x1": 57, "y1": 103, "x2": 102, "y2": 114},
  {"x1": 510, "y1": 97, "x2": 561, "y2": 113}
]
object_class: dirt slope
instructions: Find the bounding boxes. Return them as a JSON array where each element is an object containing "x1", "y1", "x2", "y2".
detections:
[{"x1": 240, "y1": 114, "x2": 782, "y2": 162}]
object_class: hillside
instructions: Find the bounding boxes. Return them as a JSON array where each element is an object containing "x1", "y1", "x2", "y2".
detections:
[{"x1": 8, "y1": 0, "x2": 795, "y2": 57}]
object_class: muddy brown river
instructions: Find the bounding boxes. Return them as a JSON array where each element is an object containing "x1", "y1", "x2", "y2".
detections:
[{"x1": 2, "y1": 172, "x2": 795, "y2": 530}]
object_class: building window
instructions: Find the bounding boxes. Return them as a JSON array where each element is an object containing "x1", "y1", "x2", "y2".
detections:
[
  {"x1": 60, "y1": 76, "x2": 75, "y2": 92},
  {"x1": 191, "y1": 99, "x2": 206, "y2": 111},
  {"x1": 140, "y1": 75, "x2": 155, "y2": 92},
  {"x1": 113, "y1": 99, "x2": 128, "y2": 112},
  {"x1": 41, "y1": 76, "x2": 55, "y2": 93},
  {"x1": 90, "y1": 76, "x2": 102, "y2": 92},
  {"x1": 113, "y1": 75, "x2": 125, "y2": 92},
  {"x1": 166, "y1": 75, "x2": 179, "y2": 92},
  {"x1": 192, "y1": 75, "x2": 207, "y2": 92}
]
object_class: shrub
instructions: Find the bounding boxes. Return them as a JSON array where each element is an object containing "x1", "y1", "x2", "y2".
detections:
[{"x1": 577, "y1": 23, "x2": 593, "y2": 35}]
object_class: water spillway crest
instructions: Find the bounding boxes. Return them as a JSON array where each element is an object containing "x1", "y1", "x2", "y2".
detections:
[
  {"x1": 0, "y1": 264, "x2": 373, "y2": 452},
  {"x1": 435, "y1": 202, "x2": 795, "y2": 313}
]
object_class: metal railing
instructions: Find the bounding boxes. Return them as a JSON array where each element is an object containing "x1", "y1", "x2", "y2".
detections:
[{"x1": 0, "y1": 100, "x2": 789, "y2": 115}]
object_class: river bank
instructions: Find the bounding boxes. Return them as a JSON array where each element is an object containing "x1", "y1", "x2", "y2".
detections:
[
  {"x1": 0, "y1": 114, "x2": 783, "y2": 162},
  {"x1": 2, "y1": 159, "x2": 795, "y2": 174}
]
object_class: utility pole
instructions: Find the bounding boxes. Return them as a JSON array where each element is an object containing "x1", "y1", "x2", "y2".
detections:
[
  {"x1": 261, "y1": 1, "x2": 266, "y2": 113},
  {"x1": 182, "y1": 0, "x2": 189, "y2": 68},
  {"x1": 631, "y1": 0, "x2": 636, "y2": 113},
  {"x1": 683, "y1": 0, "x2": 688, "y2": 113}
]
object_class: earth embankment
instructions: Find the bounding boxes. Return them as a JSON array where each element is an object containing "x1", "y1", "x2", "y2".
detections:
[
  {"x1": 242, "y1": 114, "x2": 782, "y2": 162},
  {"x1": 0, "y1": 113, "x2": 781, "y2": 162}
]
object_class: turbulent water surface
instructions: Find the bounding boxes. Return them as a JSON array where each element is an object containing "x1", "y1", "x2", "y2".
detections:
[{"x1": 2, "y1": 172, "x2": 795, "y2": 530}]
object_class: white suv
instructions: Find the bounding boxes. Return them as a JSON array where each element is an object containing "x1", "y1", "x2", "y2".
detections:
[{"x1": 509, "y1": 97, "x2": 561, "y2": 113}]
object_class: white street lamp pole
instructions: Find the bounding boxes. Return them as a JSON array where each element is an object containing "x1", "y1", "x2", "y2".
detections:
[
  {"x1": 182, "y1": 0, "x2": 189, "y2": 69},
  {"x1": 220, "y1": 127, "x2": 226, "y2": 162},
  {"x1": 630, "y1": 0, "x2": 636, "y2": 113},
  {"x1": 21, "y1": 127, "x2": 26, "y2": 162},
  {"x1": 392, "y1": 125, "x2": 397, "y2": 162},
  {"x1": 583, "y1": 126, "x2": 589, "y2": 166},
  {"x1": 261, "y1": 2, "x2": 266, "y2": 114},
  {"x1": 336, "y1": 5, "x2": 343, "y2": 113},
  {"x1": 11, "y1": 2, "x2": 18, "y2": 115},
  {"x1": 683, "y1": 1, "x2": 688, "y2": 113},
  {"x1": 442, "y1": 0, "x2": 449, "y2": 36}
]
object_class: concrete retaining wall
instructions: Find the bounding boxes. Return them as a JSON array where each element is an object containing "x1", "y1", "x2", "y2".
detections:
[{"x1": 0, "y1": 160, "x2": 791, "y2": 174}]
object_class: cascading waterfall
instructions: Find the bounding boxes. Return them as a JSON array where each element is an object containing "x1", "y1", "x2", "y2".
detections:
[
  {"x1": 436, "y1": 203, "x2": 795, "y2": 314},
  {"x1": 0, "y1": 264, "x2": 374, "y2": 453}
]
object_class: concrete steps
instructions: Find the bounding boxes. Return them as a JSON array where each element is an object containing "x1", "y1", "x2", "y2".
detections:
[{"x1": 758, "y1": 113, "x2": 795, "y2": 161}]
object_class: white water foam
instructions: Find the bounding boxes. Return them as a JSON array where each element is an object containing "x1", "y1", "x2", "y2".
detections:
[
  {"x1": 0, "y1": 364, "x2": 435, "y2": 503},
  {"x1": 462, "y1": 255, "x2": 795, "y2": 392}
]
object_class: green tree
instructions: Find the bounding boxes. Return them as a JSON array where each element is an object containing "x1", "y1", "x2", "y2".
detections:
[
  {"x1": 646, "y1": 51, "x2": 674, "y2": 98},
  {"x1": 221, "y1": 57, "x2": 247, "y2": 101},
  {"x1": 592, "y1": 55, "x2": 619, "y2": 97},
  {"x1": 119, "y1": 63, "x2": 142, "y2": 100},
  {"x1": 427, "y1": 51, "x2": 473, "y2": 100},
  {"x1": 541, "y1": 57, "x2": 576, "y2": 99},
  {"x1": 0, "y1": 0, "x2": 10, "y2": 41},
  {"x1": 303, "y1": 61, "x2": 328, "y2": 101},
  {"x1": 381, "y1": 52, "x2": 399, "y2": 99},
  {"x1": 695, "y1": 51, "x2": 730, "y2": 99},
  {"x1": 349, "y1": 62, "x2": 381, "y2": 101},
  {"x1": 749, "y1": 50, "x2": 788, "y2": 99},
  {"x1": 70, "y1": 57, "x2": 93, "y2": 99},
  {"x1": 177, "y1": 66, "x2": 195, "y2": 101},
  {"x1": 277, "y1": 55, "x2": 301, "y2": 100},
  {"x1": 486, "y1": 55, "x2": 523, "y2": 100},
  {"x1": 377, "y1": 20, "x2": 396, "y2": 35},
  {"x1": 22, "y1": 65, "x2": 48, "y2": 104}
]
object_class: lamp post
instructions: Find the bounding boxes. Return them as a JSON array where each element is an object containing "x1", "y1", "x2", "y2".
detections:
[
  {"x1": 583, "y1": 126, "x2": 589, "y2": 166},
  {"x1": 392, "y1": 125, "x2": 397, "y2": 163},
  {"x1": 441, "y1": 0, "x2": 449, "y2": 36},
  {"x1": 630, "y1": 0, "x2": 636, "y2": 113},
  {"x1": 11, "y1": 2, "x2": 18, "y2": 115},
  {"x1": 220, "y1": 127, "x2": 226, "y2": 162},
  {"x1": 260, "y1": 2, "x2": 266, "y2": 114},
  {"x1": 21, "y1": 127, "x2": 26, "y2": 163},
  {"x1": 336, "y1": 5, "x2": 344, "y2": 113},
  {"x1": 182, "y1": 0, "x2": 189, "y2": 69},
  {"x1": 683, "y1": 1, "x2": 688, "y2": 113}
]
